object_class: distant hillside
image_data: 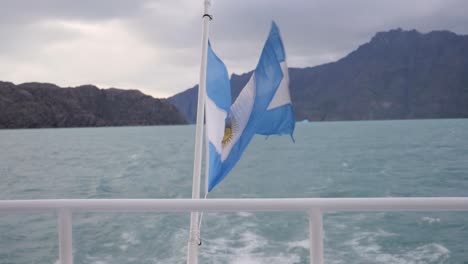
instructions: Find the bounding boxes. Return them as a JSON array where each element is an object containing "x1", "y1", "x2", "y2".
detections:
[
  {"x1": 169, "y1": 29, "x2": 468, "y2": 123},
  {"x1": 0, "y1": 82, "x2": 186, "y2": 128}
]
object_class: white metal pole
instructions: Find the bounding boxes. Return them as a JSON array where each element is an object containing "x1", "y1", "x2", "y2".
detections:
[
  {"x1": 187, "y1": 1, "x2": 211, "y2": 264},
  {"x1": 2, "y1": 198, "x2": 468, "y2": 213},
  {"x1": 309, "y1": 210, "x2": 324, "y2": 264},
  {"x1": 58, "y1": 209, "x2": 73, "y2": 264}
]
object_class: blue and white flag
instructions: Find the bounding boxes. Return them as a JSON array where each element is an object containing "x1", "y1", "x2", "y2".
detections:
[{"x1": 205, "y1": 22, "x2": 295, "y2": 192}]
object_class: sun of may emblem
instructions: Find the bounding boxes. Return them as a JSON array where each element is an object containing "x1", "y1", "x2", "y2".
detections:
[{"x1": 222, "y1": 117, "x2": 236, "y2": 147}]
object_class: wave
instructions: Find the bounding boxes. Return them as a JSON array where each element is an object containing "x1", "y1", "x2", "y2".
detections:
[{"x1": 345, "y1": 229, "x2": 450, "y2": 264}]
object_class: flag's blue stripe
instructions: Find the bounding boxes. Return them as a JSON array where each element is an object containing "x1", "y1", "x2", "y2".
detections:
[
  {"x1": 206, "y1": 41, "x2": 231, "y2": 191},
  {"x1": 208, "y1": 24, "x2": 284, "y2": 192},
  {"x1": 269, "y1": 22, "x2": 286, "y2": 62},
  {"x1": 255, "y1": 23, "x2": 293, "y2": 137},
  {"x1": 208, "y1": 142, "x2": 223, "y2": 189},
  {"x1": 206, "y1": 41, "x2": 231, "y2": 112},
  {"x1": 250, "y1": 37, "x2": 284, "y2": 118},
  {"x1": 256, "y1": 104, "x2": 295, "y2": 136}
]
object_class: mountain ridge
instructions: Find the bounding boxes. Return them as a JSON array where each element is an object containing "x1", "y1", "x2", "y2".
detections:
[
  {"x1": 0, "y1": 81, "x2": 186, "y2": 128},
  {"x1": 169, "y1": 28, "x2": 468, "y2": 123}
]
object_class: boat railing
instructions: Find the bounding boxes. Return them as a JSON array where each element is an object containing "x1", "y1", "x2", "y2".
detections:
[{"x1": 1, "y1": 197, "x2": 468, "y2": 264}]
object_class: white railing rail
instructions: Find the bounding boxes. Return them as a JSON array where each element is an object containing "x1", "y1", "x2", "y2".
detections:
[{"x1": 1, "y1": 197, "x2": 468, "y2": 264}]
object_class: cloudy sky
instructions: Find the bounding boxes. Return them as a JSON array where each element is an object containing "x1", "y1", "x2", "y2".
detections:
[{"x1": 0, "y1": 0, "x2": 467, "y2": 98}]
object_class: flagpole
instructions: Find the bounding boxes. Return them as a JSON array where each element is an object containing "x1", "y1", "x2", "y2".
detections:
[{"x1": 187, "y1": 1, "x2": 212, "y2": 264}]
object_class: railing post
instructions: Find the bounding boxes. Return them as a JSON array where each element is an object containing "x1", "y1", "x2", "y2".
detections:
[
  {"x1": 58, "y1": 209, "x2": 73, "y2": 264},
  {"x1": 309, "y1": 210, "x2": 324, "y2": 264}
]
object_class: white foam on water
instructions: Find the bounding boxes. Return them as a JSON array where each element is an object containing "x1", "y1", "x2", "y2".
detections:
[
  {"x1": 237, "y1": 212, "x2": 254, "y2": 217},
  {"x1": 119, "y1": 245, "x2": 128, "y2": 251},
  {"x1": 91, "y1": 261, "x2": 109, "y2": 264},
  {"x1": 126, "y1": 257, "x2": 138, "y2": 262},
  {"x1": 120, "y1": 231, "x2": 139, "y2": 245},
  {"x1": 202, "y1": 229, "x2": 303, "y2": 264},
  {"x1": 401, "y1": 243, "x2": 450, "y2": 263},
  {"x1": 203, "y1": 230, "x2": 265, "y2": 255},
  {"x1": 119, "y1": 231, "x2": 140, "y2": 251},
  {"x1": 421, "y1": 216, "x2": 441, "y2": 224},
  {"x1": 153, "y1": 256, "x2": 185, "y2": 264},
  {"x1": 332, "y1": 222, "x2": 348, "y2": 230},
  {"x1": 287, "y1": 239, "x2": 309, "y2": 249},
  {"x1": 228, "y1": 253, "x2": 301, "y2": 264},
  {"x1": 346, "y1": 229, "x2": 450, "y2": 263},
  {"x1": 85, "y1": 254, "x2": 113, "y2": 264}
]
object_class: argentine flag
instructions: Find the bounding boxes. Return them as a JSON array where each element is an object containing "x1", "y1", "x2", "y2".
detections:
[{"x1": 205, "y1": 22, "x2": 295, "y2": 192}]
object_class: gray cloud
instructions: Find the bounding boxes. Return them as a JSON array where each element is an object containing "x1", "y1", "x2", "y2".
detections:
[
  {"x1": 0, "y1": 0, "x2": 144, "y2": 23},
  {"x1": 0, "y1": 0, "x2": 467, "y2": 98}
]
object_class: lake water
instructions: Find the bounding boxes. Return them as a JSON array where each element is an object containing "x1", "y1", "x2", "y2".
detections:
[{"x1": 1, "y1": 119, "x2": 468, "y2": 264}]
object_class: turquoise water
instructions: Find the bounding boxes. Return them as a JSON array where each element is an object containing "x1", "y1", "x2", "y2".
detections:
[{"x1": 1, "y1": 119, "x2": 468, "y2": 264}]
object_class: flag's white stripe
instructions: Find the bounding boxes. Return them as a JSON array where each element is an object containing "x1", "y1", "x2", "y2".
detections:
[
  {"x1": 221, "y1": 75, "x2": 256, "y2": 161},
  {"x1": 205, "y1": 96, "x2": 228, "y2": 154},
  {"x1": 267, "y1": 61, "x2": 291, "y2": 110}
]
